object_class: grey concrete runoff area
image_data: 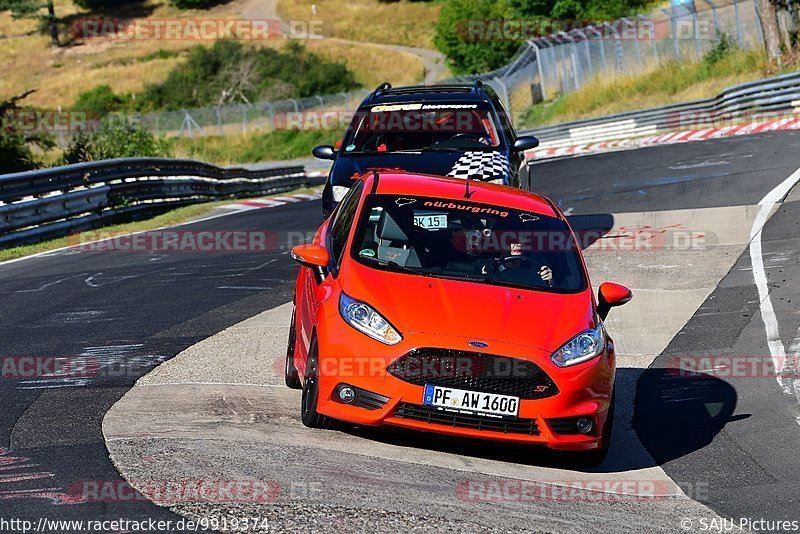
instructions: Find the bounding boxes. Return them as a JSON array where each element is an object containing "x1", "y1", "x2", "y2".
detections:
[
  {"x1": 2, "y1": 132, "x2": 800, "y2": 533},
  {"x1": 102, "y1": 203, "x2": 758, "y2": 532},
  {"x1": 105, "y1": 134, "x2": 800, "y2": 532}
]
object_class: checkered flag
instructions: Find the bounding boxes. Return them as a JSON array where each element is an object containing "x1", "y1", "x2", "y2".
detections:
[{"x1": 447, "y1": 151, "x2": 511, "y2": 182}]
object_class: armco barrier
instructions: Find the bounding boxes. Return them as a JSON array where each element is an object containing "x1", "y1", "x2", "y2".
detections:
[
  {"x1": 523, "y1": 72, "x2": 800, "y2": 152},
  {"x1": 0, "y1": 158, "x2": 308, "y2": 249}
]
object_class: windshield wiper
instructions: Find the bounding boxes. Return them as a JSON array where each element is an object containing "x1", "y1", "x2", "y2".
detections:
[
  {"x1": 359, "y1": 256, "x2": 431, "y2": 276},
  {"x1": 484, "y1": 275, "x2": 555, "y2": 292},
  {"x1": 359, "y1": 256, "x2": 548, "y2": 287},
  {"x1": 360, "y1": 257, "x2": 491, "y2": 283},
  {"x1": 419, "y1": 146, "x2": 467, "y2": 152}
]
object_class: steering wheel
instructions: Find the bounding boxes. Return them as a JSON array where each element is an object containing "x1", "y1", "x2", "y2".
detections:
[
  {"x1": 495, "y1": 255, "x2": 535, "y2": 272},
  {"x1": 448, "y1": 133, "x2": 482, "y2": 142},
  {"x1": 494, "y1": 256, "x2": 553, "y2": 286}
]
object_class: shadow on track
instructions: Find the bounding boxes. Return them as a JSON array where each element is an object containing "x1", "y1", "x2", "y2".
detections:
[
  {"x1": 634, "y1": 368, "x2": 745, "y2": 465},
  {"x1": 325, "y1": 368, "x2": 739, "y2": 474}
]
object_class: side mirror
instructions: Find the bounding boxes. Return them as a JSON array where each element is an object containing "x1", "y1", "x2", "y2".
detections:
[
  {"x1": 312, "y1": 145, "x2": 337, "y2": 160},
  {"x1": 597, "y1": 282, "x2": 632, "y2": 320},
  {"x1": 512, "y1": 135, "x2": 540, "y2": 152},
  {"x1": 290, "y1": 244, "x2": 330, "y2": 268}
]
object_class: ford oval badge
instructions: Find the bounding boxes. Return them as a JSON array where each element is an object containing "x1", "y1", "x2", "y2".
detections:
[{"x1": 469, "y1": 341, "x2": 489, "y2": 349}]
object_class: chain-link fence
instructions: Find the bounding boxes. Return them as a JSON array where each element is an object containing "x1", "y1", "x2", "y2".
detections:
[
  {"x1": 449, "y1": 0, "x2": 769, "y2": 126},
  {"x1": 127, "y1": 0, "x2": 768, "y2": 139},
  {"x1": 132, "y1": 89, "x2": 370, "y2": 139}
]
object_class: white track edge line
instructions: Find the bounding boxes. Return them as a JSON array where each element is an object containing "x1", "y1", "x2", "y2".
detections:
[{"x1": 749, "y1": 166, "x2": 800, "y2": 393}]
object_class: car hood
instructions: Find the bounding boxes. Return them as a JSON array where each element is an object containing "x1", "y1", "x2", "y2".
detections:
[
  {"x1": 339, "y1": 263, "x2": 596, "y2": 354},
  {"x1": 330, "y1": 151, "x2": 511, "y2": 184}
]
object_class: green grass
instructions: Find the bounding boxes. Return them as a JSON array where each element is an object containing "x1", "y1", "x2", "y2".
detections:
[
  {"x1": 520, "y1": 48, "x2": 779, "y2": 128},
  {"x1": 172, "y1": 129, "x2": 341, "y2": 165}
]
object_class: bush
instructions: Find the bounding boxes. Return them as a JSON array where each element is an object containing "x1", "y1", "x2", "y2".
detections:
[
  {"x1": 0, "y1": 92, "x2": 53, "y2": 174},
  {"x1": 704, "y1": 33, "x2": 735, "y2": 65},
  {"x1": 0, "y1": 131, "x2": 36, "y2": 174},
  {"x1": 63, "y1": 116, "x2": 172, "y2": 163},
  {"x1": 136, "y1": 40, "x2": 359, "y2": 111},
  {"x1": 73, "y1": 85, "x2": 126, "y2": 117}
]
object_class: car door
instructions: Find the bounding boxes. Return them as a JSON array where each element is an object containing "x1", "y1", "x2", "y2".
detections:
[
  {"x1": 297, "y1": 181, "x2": 365, "y2": 374},
  {"x1": 490, "y1": 94, "x2": 531, "y2": 190}
]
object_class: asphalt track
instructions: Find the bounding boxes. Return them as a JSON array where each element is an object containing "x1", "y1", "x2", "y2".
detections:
[{"x1": 1, "y1": 131, "x2": 799, "y2": 532}]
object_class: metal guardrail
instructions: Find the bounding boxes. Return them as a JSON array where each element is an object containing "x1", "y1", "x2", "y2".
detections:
[
  {"x1": 522, "y1": 72, "x2": 800, "y2": 147},
  {"x1": 0, "y1": 158, "x2": 309, "y2": 249}
]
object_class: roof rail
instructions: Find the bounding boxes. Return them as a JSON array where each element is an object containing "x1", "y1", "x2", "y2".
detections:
[
  {"x1": 366, "y1": 82, "x2": 392, "y2": 103},
  {"x1": 473, "y1": 79, "x2": 484, "y2": 92},
  {"x1": 374, "y1": 82, "x2": 392, "y2": 95}
]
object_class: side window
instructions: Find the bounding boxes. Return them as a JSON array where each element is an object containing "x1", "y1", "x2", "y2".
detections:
[
  {"x1": 328, "y1": 181, "x2": 364, "y2": 267},
  {"x1": 487, "y1": 93, "x2": 516, "y2": 142}
]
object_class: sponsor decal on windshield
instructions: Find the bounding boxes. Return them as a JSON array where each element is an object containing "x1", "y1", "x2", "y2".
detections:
[
  {"x1": 421, "y1": 200, "x2": 509, "y2": 218},
  {"x1": 370, "y1": 103, "x2": 479, "y2": 113}
]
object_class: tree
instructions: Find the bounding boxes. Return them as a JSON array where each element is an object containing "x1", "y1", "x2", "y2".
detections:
[
  {"x1": 434, "y1": 0, "x2": 657, "y2": 74},
  {"x1": 0, "y1": 0, "x2": 59, "y2": 46},
  {"x1": 759, "y1": 0, "x2": 783, "y2": 64},
  {"x1": 759, "y1": 0, "x2": 800, "y2": 65},
  {"x1": 434, "y1": 0, "x2": 522, "y2": 74},
  {"x1": 0, "y1": 91, "x2": 53, "y2": 173}
]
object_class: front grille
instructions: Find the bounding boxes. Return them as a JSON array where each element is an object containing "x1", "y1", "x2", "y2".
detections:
[
  {"x1": 393, "y1": 403, "x2": 540, "y2": 435},
  {"x1": 387, "y1": 348, "x2": 558, "y2": 400}
]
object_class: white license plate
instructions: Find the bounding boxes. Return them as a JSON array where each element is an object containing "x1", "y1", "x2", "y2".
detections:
[
  {"x1": 423, "y1": 385, "x2": 519, "y2": 417},
  {"x1": 414, "y1": 214, "x2": 448, "y2": 229}
]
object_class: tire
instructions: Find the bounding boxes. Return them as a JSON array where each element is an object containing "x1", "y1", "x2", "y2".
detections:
[
  {"x1": 284, "y1": 305, "x2": 301, "y2": 389},
  {"x1": 574, "y1": 391, "x2": 615, "y2": 467},
  {"x1": 300, "y1": 337, "x2": 331, "y2": 428}
]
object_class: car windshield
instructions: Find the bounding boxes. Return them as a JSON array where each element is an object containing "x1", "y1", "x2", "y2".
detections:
[
  {"x1": 351, "y1": 194, "x2": 587, "y2": 293},
  {"x1": 343, "y1": 104, "x2": 502, "y2": 154}
]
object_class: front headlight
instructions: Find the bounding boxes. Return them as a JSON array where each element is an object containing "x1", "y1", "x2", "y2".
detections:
[
  {"x1": 332, "y1": 185, "x2": 350, "y2": 202},
  {"x1": 551, "y1": 324, "x2": 605, "y2": 367},
  {"x1": 339, "y1": 293, "x2": 402, "y2": 345}
]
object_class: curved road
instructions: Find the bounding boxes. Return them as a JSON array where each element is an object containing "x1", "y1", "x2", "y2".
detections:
[{"x1": 1, "y1": 131, "x2": 799, "y2": 531}]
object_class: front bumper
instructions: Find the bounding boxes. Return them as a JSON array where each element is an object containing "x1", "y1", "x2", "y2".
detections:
[{"x1": 314, "y1": 315, "x2": 615, "y2": 451}]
